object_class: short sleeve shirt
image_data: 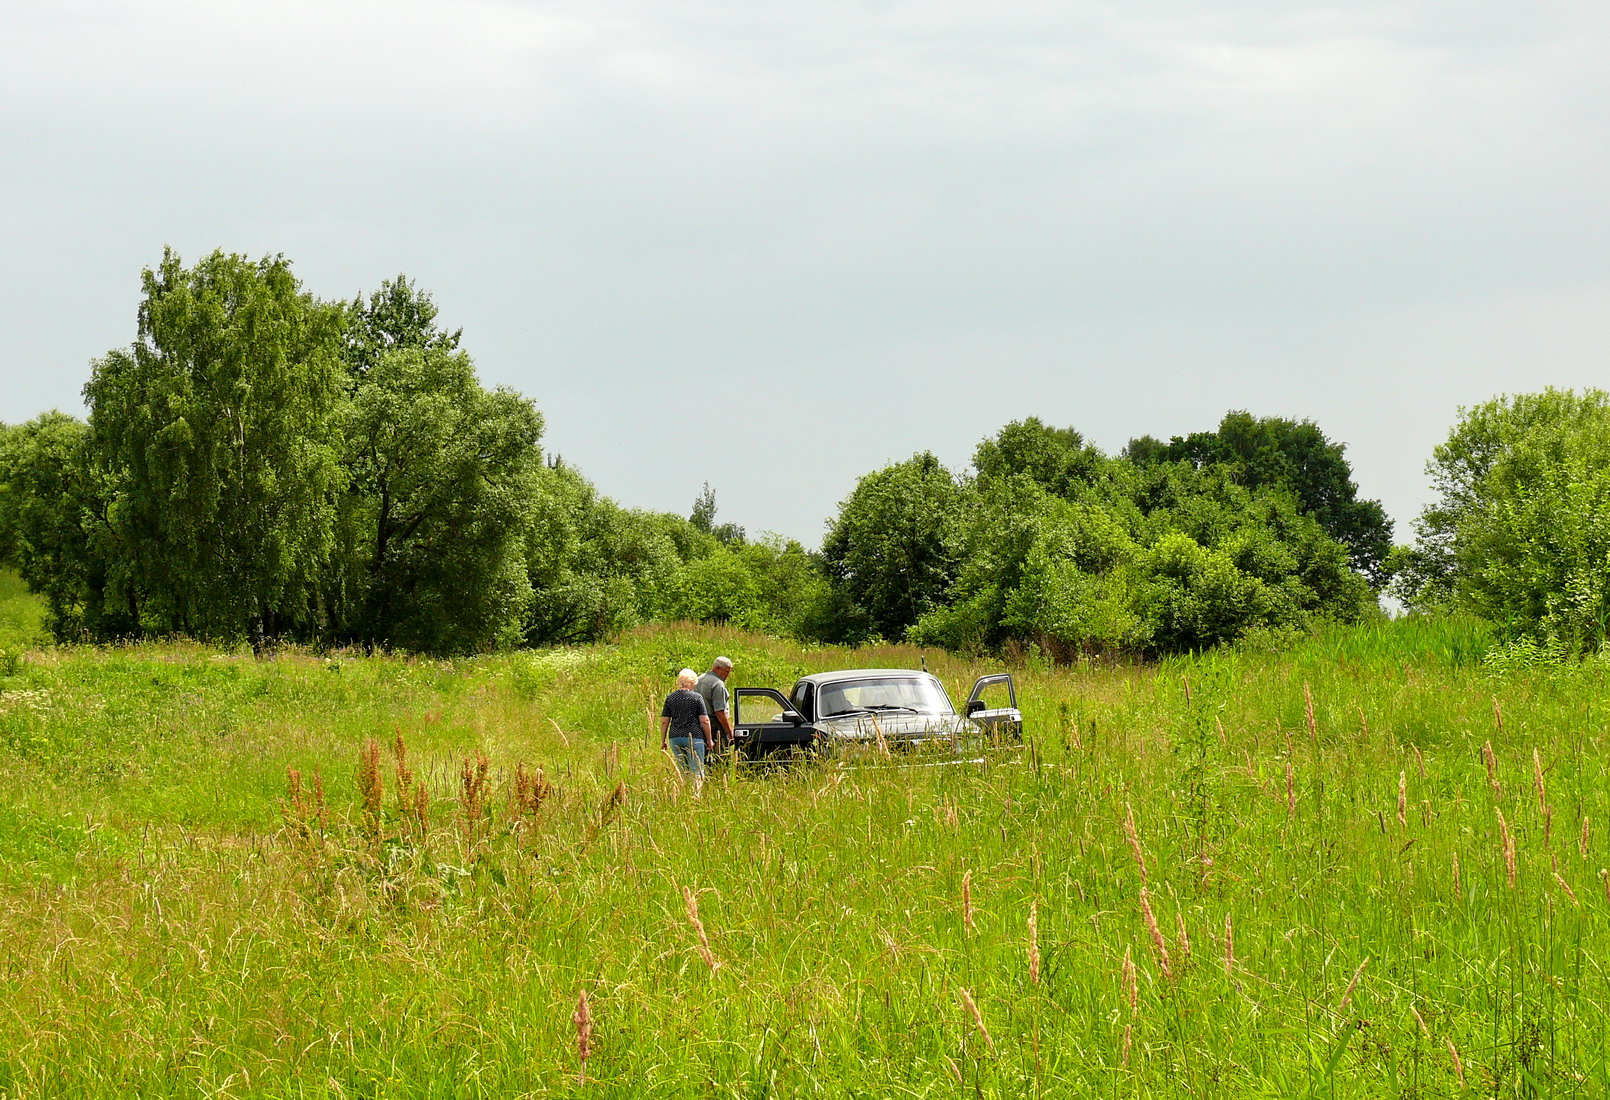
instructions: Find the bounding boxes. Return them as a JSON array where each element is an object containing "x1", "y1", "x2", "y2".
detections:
[
  {"x1": 696, "y1": 671, "x2": 729, "y2": 723},
  {"x1": 661, "y1": 689, "x2": 708, "y2": 739}
]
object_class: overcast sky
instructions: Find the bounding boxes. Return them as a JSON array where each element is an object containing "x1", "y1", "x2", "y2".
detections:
[{"x1": 4, "y1": 0, "x2": 1608, "y2": 546}]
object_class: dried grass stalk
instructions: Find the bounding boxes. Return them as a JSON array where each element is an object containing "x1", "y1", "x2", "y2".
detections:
[
  {"x1": 1447, "y1": 1038, "x2": 1465, "y2": 1085},
  {"x1": 962, "y1": 870, "x2": 975, "y2": 935},
  {"x1": 1533, "y1": 748, "x2": 1547, "y2": 815},
  {"x1": 1337, "y1": 956, "x2": 1369, "y2": 1012},
  {"x1": 1483, "y1": 740, "x2": 1502, "y2": 801},
  {"x1": 958, "y1": 987, "x2": 995, "y2": 1053},
  {"x1": 1223, "y1": 911, "x2": 1235, "y2": 978},
  {"x1": 1028, "y1": 899, "x2": 1041, "y2": 985},
  {"x1": 1411, "y1": 1004, "x2": 1429, "y2": 1037},
  {"x1": 1124, "y1": 804, "x2": 1147, "y2": 885},
  {"x1": 684, "y1": 885, "x2": 720, "y2": 970},
  {"x1": 1397, "y1": 770, "x2": 1407, "y2": 828},
  {"x1": 1121, "y1": 946, "x2": 1138, "y2": 1067},
  {"x1": 1554, "y1": 871, "x2": 1581, "y2": 908},
  {"x1": 1496, "y1": 807, "x2": 1517, "y2": 888},
  {"x1": 1139, "y1": 886, "x2": 1172, "y2": 980}
]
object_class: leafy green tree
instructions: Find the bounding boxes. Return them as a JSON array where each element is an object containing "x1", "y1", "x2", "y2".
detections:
[
  {"x1": 664, "y1": 547, "x2": 762, "y2": 626},
  {"x1": 341, "y1": 275, "x2": 461, "y2": 379},
  {"x1": 83, "y1": 249, "x2": 347, "y2": 645},
  {"x1": 913, "y1": 441, "x2": 1372, "y2": 658},
  {"x1": 689, "y1": 483, "x2": 745, "y2": 546},
  {"x1": 522, "y1": 465, "x2": 701, "y2": 645},
  {"x1": 342, "y1": 344, "x2": 543, "y2": 653},
  {"x1": 821, "y1": 452, "x2": 964, "y2": 641},
  {"x1": 0, "y1": 413, "x2": 120, "y2": 638},
  {"x1": 1405, "y1": 388, "x2": 1610, "y2": 653},
  {"x1": 1125, "y1": 411, "x2": 1392, "y2": 585},
  {"x1": 333, "y1": 278, "x2": 545, "y2": 653},
  {"x1": 973, "y1": 418, "x2": 1105, "y2": 497}
]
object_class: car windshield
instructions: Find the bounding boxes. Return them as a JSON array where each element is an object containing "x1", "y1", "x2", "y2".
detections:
[{"x1": 817, "y1": 676, "x2": 951, "y2": 718}]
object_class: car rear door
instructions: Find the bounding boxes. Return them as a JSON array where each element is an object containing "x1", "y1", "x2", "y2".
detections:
[
  {"x1": 733, "y1": 688, "x2": 818, "y2": 760},
  {"x1": 966, "y1": 674, "x2": 1022, "y2": 739}
]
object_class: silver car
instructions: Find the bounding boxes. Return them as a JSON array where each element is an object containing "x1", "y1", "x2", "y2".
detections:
[{"x1": 731, "y1": 668, "x2": 1021, "y2": 762}]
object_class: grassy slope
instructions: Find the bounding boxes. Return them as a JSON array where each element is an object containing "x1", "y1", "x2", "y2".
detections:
[{"x1": 1, "y1": 574, "x2": 1607, "y2": 1097}]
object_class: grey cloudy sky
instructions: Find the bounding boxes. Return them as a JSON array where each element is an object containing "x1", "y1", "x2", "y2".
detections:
[{"x1": 4, "y1": 0, "x2": 1608, "y2": 546}]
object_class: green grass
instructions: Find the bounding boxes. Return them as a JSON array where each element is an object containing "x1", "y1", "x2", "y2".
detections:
[
  {"x1": 0, "y1": 568, "x2": 47, "y2": 653},
  {"x1": 1, "y1": 590, "x2": 1608, "y2": 1096}
]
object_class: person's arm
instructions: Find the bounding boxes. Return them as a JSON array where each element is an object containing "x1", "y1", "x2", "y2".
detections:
[
  {"x1": 713, "y1": 683, "x2": 733, "y2": 743},
  {"x1": 699, "y1": 714, "x2": 712, "y2": 745},
  {"x1": 660, "y1": 715, "x2": 671, "y2": 749}
]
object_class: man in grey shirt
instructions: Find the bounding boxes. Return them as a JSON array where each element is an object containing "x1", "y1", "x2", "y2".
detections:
[{"x1": 696, "y1": 656, "x2": 734, "y2": 751}]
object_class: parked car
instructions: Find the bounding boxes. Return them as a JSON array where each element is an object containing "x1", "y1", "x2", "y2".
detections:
[{"x1": 731, "y1": 667, "x2": 1021, "y2": 762}]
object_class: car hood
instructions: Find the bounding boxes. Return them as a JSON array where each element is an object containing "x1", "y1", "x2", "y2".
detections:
[{"x1": 816, "y1": 712, "x2": 975, "y2": 741}]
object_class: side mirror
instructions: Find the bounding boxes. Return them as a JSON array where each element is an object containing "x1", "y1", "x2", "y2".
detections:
[
  {"x1": 782, "y1": 709, "x2": 804, "y2": 725},
  {"x1": 965, "y1": 699, "x2": 986, "y2": 716}
]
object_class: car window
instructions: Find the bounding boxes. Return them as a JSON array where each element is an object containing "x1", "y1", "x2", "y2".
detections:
[
  {"x1": 740, "y1": 693, "x2": 788, "y2": 724},
  {"x1": 818, "y1": 676, "x2": 951, "y2": 717},
  {"x1": 791, "y1": 682, "x2": 815, "y2": 720}
]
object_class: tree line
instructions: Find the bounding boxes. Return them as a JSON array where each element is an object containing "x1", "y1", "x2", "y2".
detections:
[{"x1": 1, "y1": 249, "x2": 1602, "y2": 658}]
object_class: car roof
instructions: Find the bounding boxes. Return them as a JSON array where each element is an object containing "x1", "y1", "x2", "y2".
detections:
[{"x1": 793, "y1": 669, "x2": 939, "y2": 688}]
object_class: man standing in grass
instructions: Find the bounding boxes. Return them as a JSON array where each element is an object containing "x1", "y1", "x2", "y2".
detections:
[
  {"x1": 661, "y1": 668, "x2": 712, "y2": 793},
  {"x1": 697, "y1": 656, "x2": 734, "y2": 752}
]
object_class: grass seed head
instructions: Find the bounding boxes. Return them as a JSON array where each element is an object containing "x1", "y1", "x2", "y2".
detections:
[
  {"x1": 1028, "y1": 899, "x2": 1040, "y2": 985},
  {"x1": 1496, "y1": 807, "x2": 1517, "y2": 888},
  {"x1": 1124, "y1": 804, "x2": 1147, "y2": 885},
  {"x1": 962, "y1": 870, "x2": 974, "y2": 934},
  {"x1": 1398, "y1": 769, "x2": 1407, "y2": 828},
  {"x1": 573, "y1": 988, "x2": 593, "y2": 1083},
  {"x1": 1337, "y1": 956, "x2": 1369, "y2": 1012},
  {"x1": 1582, "y1": 814, "x2": 1591, "y2": 860},
  {"x1": 1483, "y1": 740, "x2": 1502, "y2": 801},
  {"x1": 683, "y1": 885, "x2": 719, "y2": 970},
  {"x1": 1139, "y1": 886, "x2": 1172, "y2": 981},
  {"x1": 957, "y1": 987, "x2": 994, "y2": 1053},
  {"x1": 1533, "y1": 747, "x2": 1547, "y2": 813},
  {"x1": 1447, "y1": 1039, "x2": 1465, "y2": 1084}
]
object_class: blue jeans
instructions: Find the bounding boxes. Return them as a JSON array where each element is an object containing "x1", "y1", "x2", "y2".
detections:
[{"x1": 669, "y1": 737, "x2": 707, "y2": 778}]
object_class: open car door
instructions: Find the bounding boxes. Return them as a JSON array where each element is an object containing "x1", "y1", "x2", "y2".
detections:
[
  {"x1": 733, "y1": 688, "x2": 818, "y2": 761},
  {"x1": 965, "y1": 674, "x2": 1022, "y2": 740}
]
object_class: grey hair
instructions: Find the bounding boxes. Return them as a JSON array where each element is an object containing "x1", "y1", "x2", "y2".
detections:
[
  {"x1": 676, "y1": 668, "x2": 699, "y2": 689},
  {"x1": 713, "y1": 656, "x2": 733, "y2": 670}
]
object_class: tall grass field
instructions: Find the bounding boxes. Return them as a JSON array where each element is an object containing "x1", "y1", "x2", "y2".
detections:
[{"x1": 1, "y1": 570, "x2": 1606, "y2": 1097}]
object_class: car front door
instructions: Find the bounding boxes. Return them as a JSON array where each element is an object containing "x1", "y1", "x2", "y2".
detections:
[
  {"x1": 733, "y1": 687, "x2": 817, "y2": 760},
  {"x1": 966, "y1": 674, "x2": 1022, "y2": 740}
]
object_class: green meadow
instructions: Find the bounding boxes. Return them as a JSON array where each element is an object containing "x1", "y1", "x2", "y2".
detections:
[{"x1": 1, "y1": 572, "x2": 1607, "y2": 1097}]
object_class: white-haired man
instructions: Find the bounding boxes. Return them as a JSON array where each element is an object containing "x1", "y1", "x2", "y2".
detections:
[{"x1": 696, "y1": 656, "x2": 734, "y2": 752}]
